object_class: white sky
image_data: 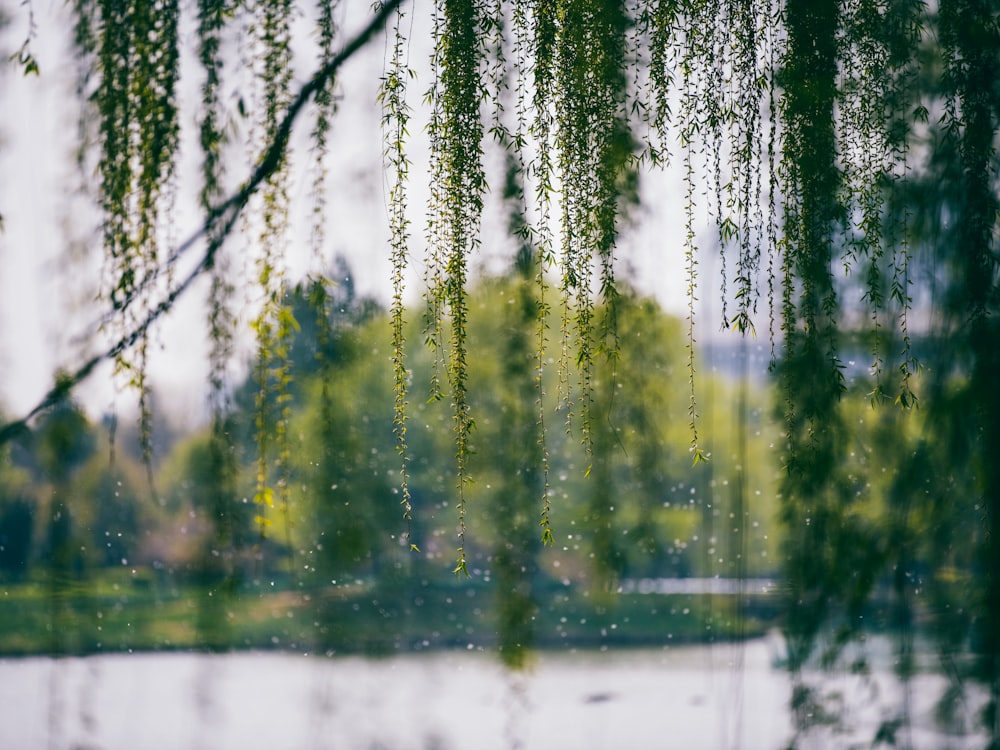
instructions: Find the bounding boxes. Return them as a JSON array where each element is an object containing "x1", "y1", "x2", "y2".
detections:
[{"x1": 0, "y1": 0, "x2": 705, "y2": 431}]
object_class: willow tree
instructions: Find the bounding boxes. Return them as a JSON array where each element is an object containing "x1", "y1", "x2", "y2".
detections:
[{"x1": 3, "y1": 0, "x2": 1000, "y2": 742}]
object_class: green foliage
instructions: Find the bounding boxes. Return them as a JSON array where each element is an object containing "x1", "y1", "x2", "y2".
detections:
[
  {"x1": 250, "y1": 0, "x2": 295, "y2": 540},
  {"x1": 424, "y1": 0, "x2": 488, "y2": 575},
  {"x1": 552, "y1": 0, "x2": 634, "y2": 465},
  {"x1": 4, "y1": 0, "x2": 1000, "y2": 741},
  {"x1": 289, "y1": 325, "x2": 399, "y2": 581},
  {"x1": 9, "y1": 46, "x2": 40, "y2": 76},
  {"x1": 78, "y1": 0, "x2": 180, "y2": 481},
  {"x1": 773, "y1": 0, "x2": 849, "y2": 696},
  {"x1": 379, "y1": 0, "x2": 415, "y2": 544}
]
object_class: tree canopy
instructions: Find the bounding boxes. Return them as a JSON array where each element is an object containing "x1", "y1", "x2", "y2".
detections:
[{"x1": 2, "y1": 0, "x2": 1000, "y2": 743}]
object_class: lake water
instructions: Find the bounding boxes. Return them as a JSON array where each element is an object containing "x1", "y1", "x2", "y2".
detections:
[{"x1": 0, "y1": 636, "x2": 986, "y2": 750}]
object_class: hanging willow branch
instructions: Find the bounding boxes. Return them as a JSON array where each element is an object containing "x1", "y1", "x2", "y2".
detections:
[
  {"x1": 196, "y1": 0, "x2": 242, "y2": 577},
  {"x1": 0, "y1": 0, "x2": 404, "y2": 447},
  {"x1": 250, "y1": 0, "x2": 295, "y2": 539},
  {"x1": 676, "y1": 0, "x2": 711, "y2": 465},
  {"x1": 552, "y1": 0, "x2": 633, "y2": 471},
  {"x1": 379, "y1": 0, "x2": 416, "y2": 548},
  {"x1": 776, "y1": 0, "x2": 852, "y2": 679},
  {"x1": 87, "y1": 0, "x2": 180, "y2": 482},
  {"x1": 198, "y1": 0, "x2": 232, "y2": 413},
  {"x1": 529, "y1": 0, "x2": 558, "y2": 544},
  {"x1": 426, "y1": 0, "x2": 487, "y2": 576}
]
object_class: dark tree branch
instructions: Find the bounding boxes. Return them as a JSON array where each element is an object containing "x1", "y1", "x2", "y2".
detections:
[{"x1": 0, "y1": 0, "x2": 405, "y2": 446}]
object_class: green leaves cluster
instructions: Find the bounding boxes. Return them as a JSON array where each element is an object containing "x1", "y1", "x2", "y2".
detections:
[
  {"x1": 378, "y1": 1, "x2": 416, "y2": 548},
  {"x1": 73, "y1": 0, "x2": 180, "y2": 478},
  {"x1": 245, "y1": 0, "x2": 295, "y2": 539},
  {"x1": 423, "y1": 0, "x2": 488, "y2": 576}
]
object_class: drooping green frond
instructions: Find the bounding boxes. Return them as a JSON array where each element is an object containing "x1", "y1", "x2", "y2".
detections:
[
  {"x1": 94, "y1": 0, "x2": 134, "y2": 310},
  {"x1": 552, "y1": 0, "x2": 634, "y2": 470},
  {"x1": 775, "y1": 0, "x2": 852, "y2": 678},
  {"x1": 884, "y1": 0, "x2": 925, "y2": 410},
  {"x1": 632, "y1": 0, "x2": 676, "y2": 166},
  {"x1": 482, "y1": 0, "x2": 555, "y2": 547},
  {"x1": 938, "y1": 0, "x2": 1000, "y2": 704},
  {"x1": 520, "y1": 0, "x2": 559, "y2": 543},
  {"x1": 839, "y1": 0, "x2": 924, "y2": 406},
  {"x1": 530, "y1": 0, "x2": 559, "y2": 444},
  {"x1": 426, "y1": 0, "x2": 487, "y2": 576},
  {"x1": 199, "y1": 0, "x2": 241, "y2": 601},
  {"x1": 307, "y1": 3, "x2": 341, "y2": 556},
  {"x1": 85, "y1": 0, "x2": 180, "y2": 481},
  {"x1": 379, "y1": 0, "x2": 415, "y2": 543},
  {"x1": 250, "y1": 0, "x2": 295, "y2": 542},
  {"x1": 674, "y1": 0, "x2": 715, "y2": 464},
  {"x1": 198, "y1": 0, "x2": 233, "y2": 419},
  {"x1": 726, "y1": 0, "x2": 773, "y2": 338},
  {"x1": 311, "y1": 0, "x2": 339, "y2": 266}
]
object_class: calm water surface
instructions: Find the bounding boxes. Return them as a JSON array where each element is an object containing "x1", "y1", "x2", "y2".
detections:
[{"x1": 0, "y1": 637, "x2": 983, "y2": 750}]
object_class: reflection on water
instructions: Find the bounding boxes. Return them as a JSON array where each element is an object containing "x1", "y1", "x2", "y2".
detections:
[{"x1": 0, "y1": 637, "x2": 987, "y2": 750}]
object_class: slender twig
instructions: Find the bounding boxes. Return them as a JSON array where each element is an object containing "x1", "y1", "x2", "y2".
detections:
[{"x1": 0, "y1": 0, "x2": 405, "y2": 446}]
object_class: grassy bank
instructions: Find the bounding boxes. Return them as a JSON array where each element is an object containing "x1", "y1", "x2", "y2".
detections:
[{"x1": 0, "y1": 570, "x2": 779, "y2": 658}]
